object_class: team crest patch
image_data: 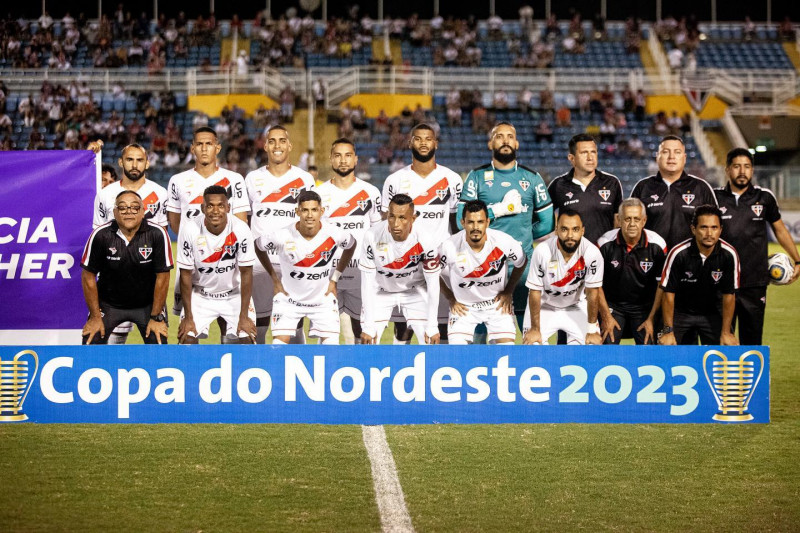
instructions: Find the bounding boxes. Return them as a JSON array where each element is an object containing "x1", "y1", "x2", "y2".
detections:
[
  {"x1": 146, "y1": 203, "x2": 158, "y2": 216},
  {"x1": 436, "y1": 189, "x2": 448, "y2": 200},
  {"x1": 598, "y1": 189, "x2": 611, "y2": 201},
  {"x1": 682, "y1": 194, "x2": 695, "y2": 205},
  {"x1": 271, "y1": 314, "x2": 281, "y2": 324},
  {"x1": 357, "y1": 199, "x2": 369, "y2": 210},
  {"x1": 751, "y1": 204, "x2": 763, "y2": 217},
  {"x1": 224, "y1": 244, "x2": 237, "y2": 256},
  {"x1": 611, "y1": 260, "x2": 619, "y2": 268},
  {"x1": 409, "y1": 253, "x2": 423, "y2": 264},
  {"x1": 321, "y1": 250, "x2": 332, "y2": 261},
  {"x1": 519, "y1": 180, "x2": 530, "y2": 191},
  {"x1": 720, "y1": 206, "x2": 727, "y2": 214},
  {"x1": 490, "y1": 259, "x2": 503, "y2": 271},
  {"x1": 574, "y1": 269, "x2": 586, "y2": 279},
  {"x1": 685, "y1": 271, "x2": 693, "y2": 279},
  {"x1": 449, "y1": 316, "x2": 458, "y2": 326},
  {"x1": 289, "y1": 187, "x2": 300, "y2": 198},
  {"x1": 650, "y1": 194, "x2": 659, "y2": 202},
  {"x1": 484, "y1": 171, "x2": 494, "y2": 182},
  {"x1": 565, "y1": 192, "x2": 574, "y2": 199},
  {"x1": 139, "y1": 245, "x2": 152, "y2": 259},
  {"x1": 711, "y1": 270, "x2": 723, "y2": 282},
  {"x1": 108, "y1": 247, "x2": 117, "y2": 255},
  {"x1": 640, "y1": 260, "x2": 653, "y2": 273}
]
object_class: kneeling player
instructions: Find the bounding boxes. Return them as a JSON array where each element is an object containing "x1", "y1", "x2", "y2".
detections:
[
  {"x1": 523, "y1": 209, "x2": 604, "y2": 345},
  {"x1": 255, "y1": 191, "x2": 356, "y2": 345},
  {"x1": 440, "y1": 200, "x2": 527, "y2": 344},
  {"x1": 177, "y1": 186, "x2": 257, "y2": 344}
]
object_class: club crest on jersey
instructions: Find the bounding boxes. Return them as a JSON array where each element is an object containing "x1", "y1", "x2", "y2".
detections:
[
  {"x1": 682, "y1": 193, "x2": 695, "y2": 205},
  {"x1": 519, "y1": 180, "x2": 530, "y2": 191},
  {"x1": 751, "y1": 204, "x2": 763, "y2": 217},
  {"x1": 574, "y1": 269, "x2": 586, "y2": 280},
  {"x1": 711, "y1": 270, "x2": 723, "y2": 282},
  {"x1": 436, "y1": 188, "x2": 448, "y2": 200},
  {"x1": 146, "y1": 203, "x2": 158, "y2": 216},
  {"x1": 489, "y1": 259, "x2": 503, "y2": 271},
  {"x1": 139, "y1": 245, "x2": 152, "y2": 259},
  {"x1": 409, "y1": 253, "x2": 423, "y2": 265},
  {"x1": 108, "y1": 247, "x2": 117, "y2": 255},
  {"x1": 289, "y1": 187, "x2": 300, "y2": 198},
  {"x1": 484, "y1": 171, "x2": 494, "y2": 182},
  {"x1": 720, "y1": 206, "x2": 727, "y2": 214},
  {"x1": 611, "y1": 260, "x2": 619, "y2": 268},
  {"x1": 565, "y1": 192, "x2": 574, "y2": 199},
  {"x1": 650, "y1": 194, "x2": 659, "y2": 202},
  {"x1": 640, "y1": 260, "x2": 653, "y2": 273},
  {"x1": 685, "y1": 271, "x2": 693, "y2": 279},
  {"x1": 598, "y1": 189, "x2": 611, "y2": 201},
  {"x1": 224, "y1": 244, "x2": 237, "y2": 256},
  {"x1": 321, "y1": 250, "x2": 332, "y2": 261},
  {"x1": 357, "y1": 199, "x2": 369, "y2": 210}
]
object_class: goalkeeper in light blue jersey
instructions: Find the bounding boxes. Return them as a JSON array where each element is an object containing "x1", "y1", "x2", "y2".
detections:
[{"x1": 458, "y1": 122, "x2": 554, "y2": 328}]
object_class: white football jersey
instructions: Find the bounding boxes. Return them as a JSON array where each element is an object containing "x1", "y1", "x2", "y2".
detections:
[
  {"x1": 318, "y1": 178, "x2": 382, "y2": 288},
  {"x1": 440, "y1": 228, "x2": 525, "y2": 304},
  {"x1": 526, "y1": 235, "x2": 604, "y2": 308},
  {"x1": 94, "y1": 179, "x2": 169, "y2": 228},
  {"x1": 256, "y1": 222, "x2": 355, "y2": 305},
  {"x1": 166, "y1": 167, "x2": 249, "y2": 223},
  {"x1": 177, "y1": 215, "x2": 256, "y2": 298},
  {"x1": 359, "y1": 222, "x2": 441, "y2": 293},
  {"x1": 245, "y1": 165, "x2": 316, "y2": 239},
  {"x1": 381, "y1": 164, "x2": 462, "y2": 245}
]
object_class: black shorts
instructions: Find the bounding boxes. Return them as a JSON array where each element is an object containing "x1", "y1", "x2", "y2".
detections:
[
  {"x1": 83, "y1": 301, "x2": 167, "y2": 345},
  {"x1": 674, "y1": 312, "x2": 720, "y2": 345}
]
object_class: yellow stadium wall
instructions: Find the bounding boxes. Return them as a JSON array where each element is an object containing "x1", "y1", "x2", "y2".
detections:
[
  {"x1": 341, "y1": 94, "x2": 433, "y2": 117},
  {"x1": 790, "y1": 96, "x2": 800, "y2": 107},
  {"x1": 646, "y1": 95, "x2": 729, "y2": 119},
  {"x1": 188, "y1": 94, "x2": 278, "y2": 118}
]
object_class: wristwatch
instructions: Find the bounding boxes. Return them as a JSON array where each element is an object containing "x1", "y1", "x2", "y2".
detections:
[
  {"x1": 150, "y1": 313, "x2": 166, "y2": 322},
  {"x1": 658, "y1": 325, "x2": 673, "y2": 338}
]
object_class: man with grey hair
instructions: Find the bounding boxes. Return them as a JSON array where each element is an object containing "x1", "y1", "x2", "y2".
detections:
[{"x1": 596, "y1": 197, "x2": 668, "y2": 344}]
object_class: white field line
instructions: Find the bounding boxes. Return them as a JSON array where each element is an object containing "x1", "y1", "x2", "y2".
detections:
[{"x1": 361, "y1": 425, "x2": 415, "y2": 533}]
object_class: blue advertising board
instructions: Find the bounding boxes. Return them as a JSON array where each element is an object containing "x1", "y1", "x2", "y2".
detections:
[{"x1": 1, "y1": 345, "x2": 768, "y2": 424}]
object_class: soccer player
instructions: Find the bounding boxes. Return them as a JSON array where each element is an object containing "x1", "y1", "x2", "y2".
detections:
[
  {"x1": 631, "y1": 135, "x2": 717, "y2": 249},
  {"x1": 659, "y1": 205, "x2": 739, "y2": 346},
  {"x1": 459, "y1": 121, "x2": 554, "y2": 331},
  {"x1": 177, "y1": 186, "x2": 257, "y2": 344},
  {"x1": 359, "y1": 194, "x2": 441, "y2": 345},
  {"x1": 381, "y1": 123, "x2": 462, "y2": 343},
  {"x1": 523, "y1": 210, "x2": 604, "y2": 345},
  {"x1": 254, "y1": 191, "x2": 356, "y2": 345},
  {"x1": 548, "y1": 133, "x2": 623, "y2": 244},
  {"x1": 245, "y1": 125, "x2": 315, "y2": 343},
  {"x1": 101, "y1": 164, "x2": 117, "y2": 188},
  {"x1": 166, "y1": 127, "x2": 250, "y2": 321},
  {"x1": 439, "y1": 200, "x2": 527, "y2": 345},
  {"x1": 714, "y1": 148, "x2": 800, "y2": 344},
  {"x1": 93, "y1": 143, "x2": 169, "y2": 344},
  {"x1": 81, "y1": 190, "x2": 173, "y2": 344},
  {"x1": 596, "y1": 198, "x2": 668, "y2": 344},
  {"x1": 317, "y1": 138, "x2": 382, "y2": 343}
]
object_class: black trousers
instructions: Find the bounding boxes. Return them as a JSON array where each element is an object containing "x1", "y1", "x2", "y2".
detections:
[
  {"x1": 733, "y1": 286, "x2": 767, "y2": 345},
  {"x1": 82, "y1": 301, "x2": 167, "y2": 345},
  {"x1": 674, "y1": 312, "x2": 720, "y2": 345},
  {"x1": 603, "y1": 307, "x2": 659, "y2": 345}
]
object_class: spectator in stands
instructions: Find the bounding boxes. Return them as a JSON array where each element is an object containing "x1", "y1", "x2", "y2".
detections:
[
  {"x1": 635, "y1": 90, "x2": 647, "y2": 121},
  {"x1": 280, "y1": 86, "x2": 295, "y2": 123},
  {"x1": 540, "y1": 89, "x2": 554, "y2": 111},
  {"x1": 535, "y1": 116, "x2": 554, "y2": 143},
  {"x1": 628, "y1": 134, "x2": 646, "y2": 158},
  {"x1": 447, "y1": 103, "x2": 462, "y2": 127},
  {"x1": 599, "y1": 118, "x2": 617, "y2": 144},
  {"x1": 779, "y1": 17, "x2": 795, "y2": 41},
  {"x1": 556, "y1": 104, "x2": 572, "y2": 127},
  {"x1": 651, "y1": 112, "x2": 670, "y2": 135},
  {"x1": 472, "y1": 104, "x2": 490, "y2": 134},
  {"x1": 0, "y1": 110, "x2": 12, "y2": 135},
  {"x1": 128, "y1": 38, "x2": 144, "y2": 66},
  {"x1": 493, "y1": 89, "x2": 509, "y2": 110},
  {"x1": 519, "y1": 88, "x2": 534, "y2": 113},
  {"x1": 668, "y1": 45, "x2": 684, "y2": 70}
]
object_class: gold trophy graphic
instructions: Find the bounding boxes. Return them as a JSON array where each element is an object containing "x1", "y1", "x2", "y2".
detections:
[
  {"x1": 703, "y1": 349, "x2": 764, "y2": 422},
  {"x1": 0, "y1": 350, "x2": 39, "y2": 422}
]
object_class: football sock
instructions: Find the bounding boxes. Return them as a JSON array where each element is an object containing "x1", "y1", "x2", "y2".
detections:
[{"x1": 256, "y1": 326, "x2": 268, "y2": 344}]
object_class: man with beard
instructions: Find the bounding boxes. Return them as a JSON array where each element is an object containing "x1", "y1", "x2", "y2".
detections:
[
  {"x1": 245, "y1": 125, "x2": 315, "y2": 344},
  {"x1": 523, "y1": 210, "x2": 604, "y2": 345},
  {"x1": 460, "y1": 121, "x2": 554, "y2": 334},
  {"x1": 714, "y1": 148, "x2": 800, "y2": 344},
  {"x1": 439, "y1": 200, "x2": 527, "y2": 345},
  {"x1": 380, "y1": 123, "x2": 462, "y2": 344},
  {"x1": 317, "y1": 138, "x2": 382, "y2": 343},
  {"x1": 92, "y1": 143, "x2": 169, "y2": 344}
]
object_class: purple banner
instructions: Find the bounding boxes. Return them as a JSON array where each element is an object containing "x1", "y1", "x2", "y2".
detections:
[{"x1": 0, "y1": 151, "x2": 96, "y2": 330}]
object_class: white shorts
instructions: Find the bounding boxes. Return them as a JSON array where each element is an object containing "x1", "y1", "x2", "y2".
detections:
[
  {"x1": 271, "y1": 292, "x2": 340, "y2": 340},
  {"x1": 523, "y1": 299, "x2": 588, "y2": 345},
  {"x1": 252, "y1": 261, "x2": 277, "y2": 318},
  {"x1": 390, "y1": 290, "x2": 448, "y2": 324},
  {"x1": 447, "y1": 299, "x2": 518, "y2": 344},
  {"x1": 362, "y1": 287, "x2": 431, "y2": 343},
  {"x1": 183, "y1": 289, "x2": 256, "y2": 340}
]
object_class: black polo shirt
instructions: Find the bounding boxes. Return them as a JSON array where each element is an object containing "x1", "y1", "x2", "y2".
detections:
[
  {"x1": 598, "y1": 228, "x2": 667, "y2": 314},
  {"x1": 548, "y1": 169, "x2": 623, "y2": 244},
  {"x1": 715, "y1": 183, "x2": 781, "y2": 288},
  {"x1": 660, "y1": 238, "x2": 740, "y2": 315},
  {"x1": 630, "y1": 172, "x2": 717, "y2": 249},
  {"x1": 81, "y1": 220, "x2": 174, "y2": 309}
]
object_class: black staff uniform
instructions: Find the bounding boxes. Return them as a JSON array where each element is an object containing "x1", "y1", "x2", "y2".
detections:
[
  {"x1": 715, "y1": 183, "x2": 781, "y2": 344},
  {"x1": 547, "y1": 169, "x2": 623, "y2": 244},
  {"x1": 661, "y1": 238, "x2": 740, "y2": 345},
  {"x1": 81, "y1": 220, "x2": 173, "y2": 344},
  {"x1": 631, "y1": 172, "x2": 717, "y2": 249}
]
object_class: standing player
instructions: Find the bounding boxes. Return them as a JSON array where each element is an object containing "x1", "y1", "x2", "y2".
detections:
[
  {"x1": 659, "y1": 205, "x2": 739, "y2": 346},
  {"x1": 715, "y1": 148, "x2": 800, "y2": 344},
  {"x1": 631, "y1": 135, "x2": 717, "y2": 249},
  {"x1": 596, "y1": 198, "x2": 667, "y2": 344},
  {"x1": 381, "y1": 123, "x2": 462, "y2": 343},
  {"x1": 254, "y1": 191, "x2": 356, "y2": 345},
  {"x1": 439, "y1": 200, "x2": 527, "y2": 345},
  {"x1": 460, "y1": 121, "x2": 554, "y2": 332},
  {"x1": 523, "y1": 210, "x2": 604, "y2": 345},
  {"x1": 359, "y1": 194, "x2": 442, "y2": 345},
  {"x1": 317, "y1": 138, "x2": 382, "y2": 343},
  {"x1": 245, "y1": 125, "x2": 315, "y2": 343},
  {"x1": 177, "y1": 186, "x2": 257, "y2": 344},
  {"x1": 548, "y1": 134, "x2": 623, "y2": 244},
  {"x1": 166, "y1": 127, "x2": 250, "y2": 324},
  {"x1": 81, "y1": 190, "x2": 172, "y2": 344},
  {"x1": 93, "y1": 143, "x2": 169, "y2": 344}
]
